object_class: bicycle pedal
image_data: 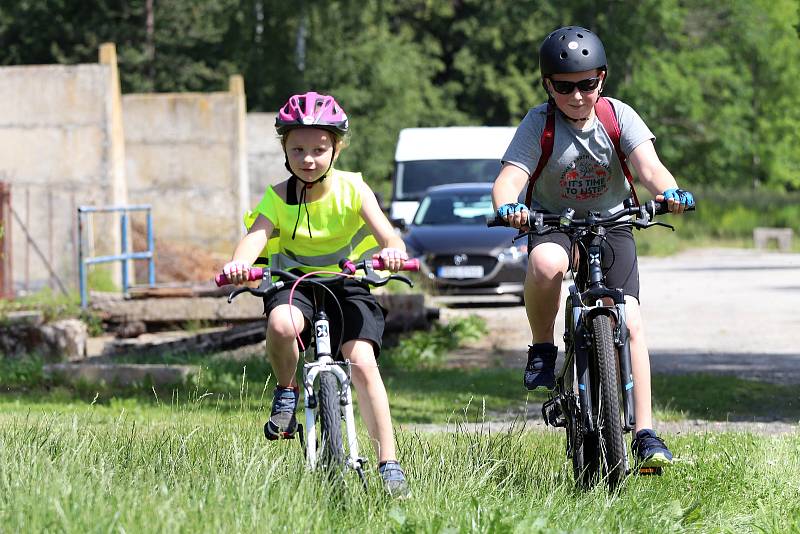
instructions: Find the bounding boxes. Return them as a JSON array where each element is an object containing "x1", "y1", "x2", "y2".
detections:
[
  {"x1": 541, "y1": 398, "x2": 566, "y2": 428},
  {"x1": 637, "y1": 466, "x2": 662, "y2": 476}
]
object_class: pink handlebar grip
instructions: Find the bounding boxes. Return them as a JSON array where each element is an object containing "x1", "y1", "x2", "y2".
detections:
[
  {"x1": 372, "y1": 258, "x2": 420, "y2": 271},
  {"x1": 215, "y1": 267, "x2": 265, "y2": 287}
]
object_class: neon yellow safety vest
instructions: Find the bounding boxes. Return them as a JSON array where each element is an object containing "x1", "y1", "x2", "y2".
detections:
[{"x1": 243, "y1": 168, "x2": 380, "y2": 274}]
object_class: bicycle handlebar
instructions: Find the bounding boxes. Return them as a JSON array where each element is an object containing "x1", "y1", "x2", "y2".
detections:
[
  {"x1": 487, "y1": 199, "x2": 695, "y2": 229},
  {"x1": 214, "y1": 257, "x2": 420, "y2": 287}
]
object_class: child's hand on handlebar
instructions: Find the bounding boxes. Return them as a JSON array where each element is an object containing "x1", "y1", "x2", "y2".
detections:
[
  {"x1": 496, "y1": 202, "x2": 529, "y2": 229},
  {"x1": 657, "y1": 188, "x2": 695, "y2": 214},
  {"x1": 222, "y1": 260, "x2": 251, "y2": 285},
  {"x1": 374, "y1": 248, "x2": 408, "y2": 272}
]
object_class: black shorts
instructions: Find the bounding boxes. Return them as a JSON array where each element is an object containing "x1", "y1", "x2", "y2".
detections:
[
  {"x1": 528, "y1": 225, "x2": 640, "y2": 301},
  {"x1": 263, "y1": 278, "x2": 387, "y2": 357}
]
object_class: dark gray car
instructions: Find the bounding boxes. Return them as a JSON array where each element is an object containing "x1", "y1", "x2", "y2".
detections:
[{"x1": 402, "y1": 183, "x2": 527, "y2": 298}]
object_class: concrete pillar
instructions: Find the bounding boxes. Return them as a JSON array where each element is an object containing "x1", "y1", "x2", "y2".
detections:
[
  {"x1": 0, "y1": 182, "x2": 12, "y2": 299},
  {"x1": 230, "y1": 75, "x2": 249, "y2": 237},
  {"x1": 99, "y1": 43, "x2": 131, "y2": 287}
]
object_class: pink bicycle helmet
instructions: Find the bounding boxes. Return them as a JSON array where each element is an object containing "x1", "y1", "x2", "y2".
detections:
[{"x1": 275, "y1": 91, "x2": 349, "y2": 136}]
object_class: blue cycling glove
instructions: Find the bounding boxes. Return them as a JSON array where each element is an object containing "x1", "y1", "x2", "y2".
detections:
[
  {"x1": 662, "y1": 188, "x2": 695, "y2": 208},
  {"x1": 497, "y1": 202, "x2": 528, "y2": 218}
]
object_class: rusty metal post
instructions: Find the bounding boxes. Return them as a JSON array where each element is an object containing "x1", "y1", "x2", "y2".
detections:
[{"x1": 0, "y1": 182, "x2": 13, "y2": 299}]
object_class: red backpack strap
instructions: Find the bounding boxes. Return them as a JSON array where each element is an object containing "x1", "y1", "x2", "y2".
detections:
[
  {"x1": 524, "y1": 103, "x2": 556, "y2": 208},
  {"x1": 594, "y1": 96, "x2": 640, "y2": 205}
]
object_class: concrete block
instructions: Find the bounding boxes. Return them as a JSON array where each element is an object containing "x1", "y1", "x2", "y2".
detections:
[
  {"x1": 753, "y1": 227, "x2": 794, "y2": 252},
  {"x1": 44, "y1": 362, "x2": 199, "y2": 387},
  {"x1": 0, "y1": 65, "x2": 109, "y2": 125},
  {"x1": 122, "y1": 93, "x2": 236, "y2": 143}
]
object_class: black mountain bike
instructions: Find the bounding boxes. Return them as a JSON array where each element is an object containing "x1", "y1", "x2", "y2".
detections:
[
  {"x1": 216, "y1": 258, "x2": 418, "y2": 486},
  {"x1": 490, "y1": 199, "x2": 693, "y2": 489}
]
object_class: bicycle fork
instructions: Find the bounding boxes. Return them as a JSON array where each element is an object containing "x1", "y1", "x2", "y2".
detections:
[
  {"x1": 568, "y1": 285, "x2": 636, "y2": 433},
  {"x1": 301, "y1": 311, "x2": 365, "y2": 472}
]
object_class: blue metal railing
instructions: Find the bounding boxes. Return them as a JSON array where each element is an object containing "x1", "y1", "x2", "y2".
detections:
[{"x1": 78, "y1": 205, "x2": 155, "y2": 308}]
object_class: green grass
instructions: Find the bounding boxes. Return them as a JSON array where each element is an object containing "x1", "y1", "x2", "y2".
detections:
[
  {"x1": 1, "y1": 359, "x2": 799, "y2": 531},
  {"x1": 0, "y1": 398, "x2": 798, "y2": 532},
  {"x1": 4, "y1": 354, "x2": 800, "y2": 424}
]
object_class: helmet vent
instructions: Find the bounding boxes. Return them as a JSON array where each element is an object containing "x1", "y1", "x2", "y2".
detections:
[
  {"x1": 577, "y1": 33, "x2": 584, "y2": 38},
  {"x1": 582, "y1": 49, "x2": 589, "y2": 55},
  {"x1": 560, "y1": 51, "x2": 569, "y2": 59}
]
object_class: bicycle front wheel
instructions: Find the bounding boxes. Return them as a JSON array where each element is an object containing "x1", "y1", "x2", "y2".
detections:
[
  {"x1": 317, "y1": 372, "x2": 345, "y2": 471},
  {"x1": 591, "y1": 314, "x2": 626, "y2": 488}
]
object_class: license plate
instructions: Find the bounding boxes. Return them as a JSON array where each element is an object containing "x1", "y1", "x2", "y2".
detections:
[{"x1": 437, "y1": 265, "x2": 484, "y2": 279}]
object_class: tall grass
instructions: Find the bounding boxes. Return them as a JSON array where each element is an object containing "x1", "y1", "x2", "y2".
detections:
[{"x1": 0, "y1": 400, "x2": 798, "y2": 532}]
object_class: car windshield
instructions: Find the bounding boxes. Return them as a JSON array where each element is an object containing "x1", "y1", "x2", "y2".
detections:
[
  {"x1": 395, "y1": 159, "x2": 500, "y2": 200},
  {"x1": 413, "y1": 191, "x2": 495, "y2": 225}
]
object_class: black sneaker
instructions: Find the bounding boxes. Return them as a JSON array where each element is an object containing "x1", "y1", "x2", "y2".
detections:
[
  {"x1": 524, "y1": 343, "x2": 557, "y2": 390},
  {"x1": 264, "y1": 386, "x2": 299, "y2": 440},
  {"x1": 632, "y1": 428, "x2": 673, "y2": 469},
  {"x1": 379, "y1": 461, "x2": 411, "y2": 499}
]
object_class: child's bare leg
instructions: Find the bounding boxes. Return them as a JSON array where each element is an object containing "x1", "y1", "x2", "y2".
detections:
[
  {"x1": 524, "y1": 243, "x2": 569, "y2": 343},
  {"x1": 266, "y1": 304, "x2": 306, "y2": 387},
  {"x1": 624, "y1": 296, "x2": 653, "y2": 431},
  {"x1": 342, "y1": 339, "x2": 396, "y2": 463}
]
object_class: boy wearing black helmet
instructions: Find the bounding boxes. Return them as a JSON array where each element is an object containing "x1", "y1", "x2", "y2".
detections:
[{"x1": 492, "y1": 26, "x2": 695, "y2": 470}]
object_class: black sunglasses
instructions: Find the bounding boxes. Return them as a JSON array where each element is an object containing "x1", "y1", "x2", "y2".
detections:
[{"x1": 549, "y1": 76, "x2": 602, "y2": 95}]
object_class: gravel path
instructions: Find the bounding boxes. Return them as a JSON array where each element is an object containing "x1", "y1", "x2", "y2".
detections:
[
  {"x1": 430, "y1": 248, "x2": 800, "y2": 435},
  {"x1": 438, "y1": 248, "x2": 800, "y2": 384}
]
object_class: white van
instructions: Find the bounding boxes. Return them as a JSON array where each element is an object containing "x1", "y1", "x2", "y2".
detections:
[{"x1": 390, "y1": 126, "x2": 517, "y2": 224}]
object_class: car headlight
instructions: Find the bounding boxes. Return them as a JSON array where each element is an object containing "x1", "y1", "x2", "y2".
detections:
[{"x1": 497, "y1": 244, "x2": 528, "y2": 263}]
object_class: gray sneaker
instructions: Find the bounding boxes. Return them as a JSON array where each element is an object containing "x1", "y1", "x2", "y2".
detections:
[
  {"x1": 264, "y1": 386, "x2": 299, "y2": 440},
  {"x1": 379, "y1": 461, "x2": 410, "y2": 499}
]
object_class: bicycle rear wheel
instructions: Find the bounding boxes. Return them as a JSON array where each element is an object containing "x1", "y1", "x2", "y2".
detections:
[
  {"x1": 591, "y1": 314, "x2": 626, "y2": 488},
  {"x1": 317, "y1": 372, "x2": 345, "y2": 471}
]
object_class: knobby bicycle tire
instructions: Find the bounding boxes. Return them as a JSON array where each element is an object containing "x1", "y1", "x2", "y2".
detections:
[
  {"x1": 591, "y1": 314, "x2": 626, "y2": 488},
  {"x1": 568, "y1": 353, "x2": 600, "y2": 488},
  {"x1": 317, "y1": 372, "x2": 345, "y2": 471}
]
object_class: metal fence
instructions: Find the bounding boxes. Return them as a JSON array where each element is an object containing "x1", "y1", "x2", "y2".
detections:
[{"x1": 78, "y1": 205, "x2": 155, "y2": 308}]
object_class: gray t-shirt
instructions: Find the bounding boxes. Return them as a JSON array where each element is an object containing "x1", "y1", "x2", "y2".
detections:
[{"x1": 502, "y1": 97, "x2": 654, "y2": 216}]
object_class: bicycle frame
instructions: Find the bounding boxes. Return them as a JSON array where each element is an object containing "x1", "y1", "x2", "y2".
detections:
[
  {"x1": 561, "y1": 225, "x2": 636, "y2": 435},
  {"x1": 216, "y1": 258, "x2": 418, "y2": 482},
  {"x1": 302, "y1": 308, "x2": 364, "y2": 472},
  {"x1": 493, "y1": 199, "x2": 693, "y2": 486}
]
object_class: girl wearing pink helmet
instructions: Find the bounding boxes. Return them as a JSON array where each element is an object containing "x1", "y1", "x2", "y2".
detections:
[{"x1": 222, "y1": 91, "x2": 410, "y2": 497}]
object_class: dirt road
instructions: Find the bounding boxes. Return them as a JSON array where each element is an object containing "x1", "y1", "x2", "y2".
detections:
[{"x1": 439, "y1": 248, "x2": 800, "y2": 385}]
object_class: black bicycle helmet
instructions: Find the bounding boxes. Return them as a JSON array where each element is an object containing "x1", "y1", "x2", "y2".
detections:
[{"x1": 539, "y1": 26, "x2": 607, "y2": 77}]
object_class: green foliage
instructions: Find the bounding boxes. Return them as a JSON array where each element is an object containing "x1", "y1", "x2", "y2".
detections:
[
  {"x1": 3, "y1": 0, "x2": 800, "y2": 191},
  {"x1": 0, "y1": 356, "x2": 44, "y2": 389},
  {"x1": 87, "y1": 264, "x2": 119, "y2": 293},
  {"x1": 383, "y1": 314, "x2": 487, "y2": 370},
  {"x1": 0, "y1": 287, "x2": 78, "y2": 322}
]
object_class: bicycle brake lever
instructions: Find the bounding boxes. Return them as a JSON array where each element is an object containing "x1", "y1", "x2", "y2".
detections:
[
  {"x1": 227, "y1": 286, "x2": 251, "y2": 303},
  {"x1": 388, "y1": 274, "x2": 414, "y2": 287},
  {"x1": 648, "y1": 221, "x2": 675, "y2": 231}
]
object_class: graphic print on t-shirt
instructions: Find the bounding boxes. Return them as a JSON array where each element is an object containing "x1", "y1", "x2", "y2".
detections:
[{"x1": 559, "y1": 155, "x2": 610, "y2": 201}]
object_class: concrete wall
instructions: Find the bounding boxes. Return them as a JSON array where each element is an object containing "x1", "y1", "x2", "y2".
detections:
[
  {"x1": 0, "y1": 48, "x2": 293, "y2": 293},
  {"x1": 123, "y1": 77, "x2": 249, "y2": 254},
  {"x1": 0, "y1": 45, "x2": 127, "y2": 293},
  {"x1": 246, "y1": 112, "x2": 286, "y2": 207}
]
